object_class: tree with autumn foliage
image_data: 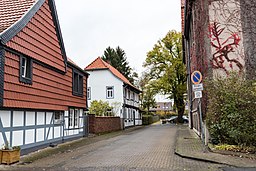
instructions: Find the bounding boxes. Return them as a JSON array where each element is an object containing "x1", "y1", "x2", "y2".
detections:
[
  {"x1": 143, "y1": 30, "x2": 187, "y2": 123},
  {"x1": 138, "y1": 72, "x2": 157, "y2": 114}
]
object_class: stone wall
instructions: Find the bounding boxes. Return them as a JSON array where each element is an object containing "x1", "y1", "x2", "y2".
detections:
[{"x1": 88, "y1": 114, "x2": 122, "y2": 134}]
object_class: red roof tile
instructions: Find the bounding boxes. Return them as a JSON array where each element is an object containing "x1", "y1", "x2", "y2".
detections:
[
  {"x1": 0, "y1": 0, "x2": 36, "y2": 33},
  {"x1": 85, "y1": 57, "x2": 140, "y2": 91},
  {"x1": 67, "y1": 57, "x2": 88, "y2": 74},
  {"x1": 67, "y1": 57, "x2": 78, "y2": 67}
]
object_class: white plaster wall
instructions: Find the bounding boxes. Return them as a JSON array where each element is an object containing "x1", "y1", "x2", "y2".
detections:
[
  {"x1": 0, "y1": 132, "x2": 3, "y2": 147},
  {"x1": 37, "y1": 112, "x2": 45, "y2": 125},
  {"x1": 12, "y1": 130, "x2": 23, "y2": 146},
  {"x1": 46, "y1": 112, "x2": 53, "y2": 124},
  {"x1": 36, "y1": 128, "x2": 44, "y2": 142},
  {"x1": 46, "y1": 127, "x2": 53, "y2": 140},
  {"x1": 25, "y1": 129, "x2": 35, "y2": 144},
  {"x1": 0, "y1": 111, "x2": 11, "y2": 127},
  {"x1": 13, "y1": 111, "x2": 23, "y2": 127},
  {"x1": 26, "y1": 112, "x2": 35, "y2": 126},
  {"x1": 54, "y1": 127, "x2": 61, "y2": 138},
  {"x1": 87, "y1": 70, "x2": 124, "y2": 117}
]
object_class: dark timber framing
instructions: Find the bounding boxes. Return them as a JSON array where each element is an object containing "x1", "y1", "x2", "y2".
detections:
[
  {"x1": 0, "y1": 109, "x2": 84, "y2": 153},
  {"x1": 0, "y1": 45, "x2": 5, "y2": 107},
  {"x1": 48, "y1": 0, "x2": 68, "y2": 72}
]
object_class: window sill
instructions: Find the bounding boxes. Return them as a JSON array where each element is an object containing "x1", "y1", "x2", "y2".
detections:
[{"x1": 19, "y1": 77, "x2": 32, "y2": 85}]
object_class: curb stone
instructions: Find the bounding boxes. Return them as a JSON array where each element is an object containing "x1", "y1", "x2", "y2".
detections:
[{"x1": 174, "y1": 125, "x2": 256, "y2": 168}]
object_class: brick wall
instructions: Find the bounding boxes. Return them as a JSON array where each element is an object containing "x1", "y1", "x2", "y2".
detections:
[{"x1": 88, "y1": 114, "x2": 122, "y2": 134}]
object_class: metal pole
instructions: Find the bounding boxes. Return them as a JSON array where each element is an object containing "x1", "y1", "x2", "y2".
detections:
[{"x1": 198, "y1": 99, "x2": 205, "y2": 144}]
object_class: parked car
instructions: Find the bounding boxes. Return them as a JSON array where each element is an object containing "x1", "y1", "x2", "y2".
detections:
[
  {"x1": 161, "y1": 119, "x2": 167, "y2": 124},
  {"x1": 167, "y1": 116, "x2": 189, "y2": 123}
]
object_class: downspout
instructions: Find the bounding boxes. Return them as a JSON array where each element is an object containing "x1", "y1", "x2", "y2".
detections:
[
  {"x1": 122, "y1": 84, "x2": 128, "y2": 129},
  {"x1": 186, "y1": 40, "x2": 193, "y2": 129},
  {"x1": 184, "y1": 0, "x2": 193, "y2": 129}
]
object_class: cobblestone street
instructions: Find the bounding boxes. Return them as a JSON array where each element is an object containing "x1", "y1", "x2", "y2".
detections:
[{"x1": 7, "y1": 123, "x2": 225, "y2": 171}]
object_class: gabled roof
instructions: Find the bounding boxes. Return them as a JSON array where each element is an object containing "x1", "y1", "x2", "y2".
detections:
[
  {"x1": 85, "y1": 57, "x2": 140, "y2": 92},
  {"x1": 67, "y1": 57, "x2": 89, "y2": 76},
  {"x1": 0, "y1": 0, "x2": 68, "y2": 72}
]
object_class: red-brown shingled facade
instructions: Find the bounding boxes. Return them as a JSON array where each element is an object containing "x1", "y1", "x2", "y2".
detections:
[
  {"x1": 5, "y1": 0, "x2": 65, "y2": 72},
  {"x1": 2, "y1": 0, "x2": 87, "y2": 110}
]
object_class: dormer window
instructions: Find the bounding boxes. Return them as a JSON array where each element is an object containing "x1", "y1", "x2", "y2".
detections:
[{"x1": 19, "y1": 55, "x2": 32, "y2": 84}]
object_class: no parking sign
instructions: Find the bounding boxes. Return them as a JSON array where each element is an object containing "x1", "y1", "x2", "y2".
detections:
[
  {"x1": 191, "y1": 71, "x2": 203, "y2": 99},
  {"x1": 191, "y1": 70, "x2": 202, "y2": 84}
]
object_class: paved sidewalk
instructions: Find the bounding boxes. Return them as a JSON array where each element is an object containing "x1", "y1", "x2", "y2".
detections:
[{"x1": 174, "y1": 125, "x2": 256, "y2": 168}]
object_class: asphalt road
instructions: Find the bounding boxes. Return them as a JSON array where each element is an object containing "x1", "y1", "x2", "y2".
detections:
[{"x1": 7, "y1": 123, "x2": 224, "y2": 171}]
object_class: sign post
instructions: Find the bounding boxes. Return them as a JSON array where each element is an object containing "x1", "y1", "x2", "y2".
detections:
[
  {"x1": 191, "y1": 71, "x2": 203, "y2": 99},
  {"x1": 191, "y1": 70, "x2": 205, "y2": 144}
]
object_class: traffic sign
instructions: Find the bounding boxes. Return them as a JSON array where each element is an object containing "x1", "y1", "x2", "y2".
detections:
[
  {"x1": 192, "y1": 83, "x2": 203, "y2": 92},
  {"x1": 191, "y1": 71, "x2": 202, "y2": 84},
  {"x1": 194, "y1": 91, "x2": 202, "y2": 99}
]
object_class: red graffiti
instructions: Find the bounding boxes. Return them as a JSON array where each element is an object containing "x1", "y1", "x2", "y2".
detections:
[{"x1": 209, "y1": 22, "x2": 243, "y2": 74}]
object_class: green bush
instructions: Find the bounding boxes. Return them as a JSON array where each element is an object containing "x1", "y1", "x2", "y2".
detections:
[
  {"x1": 142, "y1": 115, "x2": 150, "y2": 125},
  {"x1": 205, "y1": 73, "x2": 256, "y2": 147},
  {"x1": 142, "y1": 115, "x2": 159, "y2": 125},
  {"x1": 89, "y1": 100, "x2": 113, "y2": 116}
]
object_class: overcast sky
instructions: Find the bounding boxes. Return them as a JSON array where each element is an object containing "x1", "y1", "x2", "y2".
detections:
[{"x1": 54, "y1": 0, "x2": 181, "y2": 74}]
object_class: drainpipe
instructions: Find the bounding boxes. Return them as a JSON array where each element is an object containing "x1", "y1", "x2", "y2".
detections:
[{"x1": 185, "y1": 39, "x2": 193, "y2": 129}]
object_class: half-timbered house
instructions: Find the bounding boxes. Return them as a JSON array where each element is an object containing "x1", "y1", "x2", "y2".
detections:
[{"x1": 0, "y1": 0, "x2": 88, "y2": 154}]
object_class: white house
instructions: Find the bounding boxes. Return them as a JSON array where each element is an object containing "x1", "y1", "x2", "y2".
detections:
[{"x1": 85, "y1": 57, "x2": 142, "y2": 127}]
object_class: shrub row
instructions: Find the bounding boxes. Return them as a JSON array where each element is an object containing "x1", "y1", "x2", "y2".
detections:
[
  {"x1": 142, "y1": 115, "x2": 160, "y2": 125},
  {"x1": 205, "y1": 73, "x2": 256, "y2": 147}
]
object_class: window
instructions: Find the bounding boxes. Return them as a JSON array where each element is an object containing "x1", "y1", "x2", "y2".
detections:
[
  {"x1": 128, "y1": 90, "x2": 130, "y2": 100},
  {"x1": 69, "y1": 108, "x2": 79, "y2": 128},
  {"x1": 54, "y1": 111, "x2": 63, "y2": 124},
  {"x1": 87, "y1": 87, "x2": 91, "y2": 100},
  {"x1": 73, "y1": 69, "x2": 83, "y2": 96},
  {"x1": 19, "y1": 56, "x2": 32, "y2": 84},
  {"x1": 106, "y1": 86, "x2": 114, "y2": 99}
]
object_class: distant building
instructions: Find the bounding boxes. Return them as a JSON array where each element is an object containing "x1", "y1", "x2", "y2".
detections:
[
  {"x1": 150, "y1": 95, "x2": 174, "y2": 114},
  {"x1": 85, "y1": 57, "x2": 142, "y2": 127},
  {"x1": 150, "y1": 102, "x2": 173, "y2": 114}
]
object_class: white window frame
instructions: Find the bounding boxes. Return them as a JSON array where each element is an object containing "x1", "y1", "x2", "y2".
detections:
[
  {"x1": 69, "y1": 108, "x2": 79, "y2": 128},
  {"x1": 21, "y1": 57, "x2": 27, "y2": 78},
  {"x1": 106, "y1": 86, "x2": 114, "y2": 99},
  {"x1": 87, "y1": 87, "x2": 91, "y2": 100}
]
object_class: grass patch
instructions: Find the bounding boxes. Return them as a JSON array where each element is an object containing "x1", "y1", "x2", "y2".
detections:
[{"x1": 211, "y1": 144, "x2": 256, "y2": 154}]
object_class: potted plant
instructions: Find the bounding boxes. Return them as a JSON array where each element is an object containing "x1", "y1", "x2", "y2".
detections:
[{"x1": 0, "y1": 142, "x2": 20, "y2": 165}]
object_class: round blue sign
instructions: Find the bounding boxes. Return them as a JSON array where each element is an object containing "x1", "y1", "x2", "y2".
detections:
[{"x1": 191, "y1": 71, "x2": 202, "y2": 84}]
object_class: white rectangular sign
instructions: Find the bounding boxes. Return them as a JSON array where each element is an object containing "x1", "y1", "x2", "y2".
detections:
[
  {"x1": 194, "y1": 91, "x2": 202, "y2": 99},
  {"x1": 192, "y1": 83, "x2": 203, "y2": 92}
]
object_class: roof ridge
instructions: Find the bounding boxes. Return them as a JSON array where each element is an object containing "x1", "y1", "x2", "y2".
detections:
[
  {"x1": 98, "y1": 57, "x2": 109, "y2": 68},
  {"x1": 85, "y1": 57, "x2": 105, "y2": 70}
]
